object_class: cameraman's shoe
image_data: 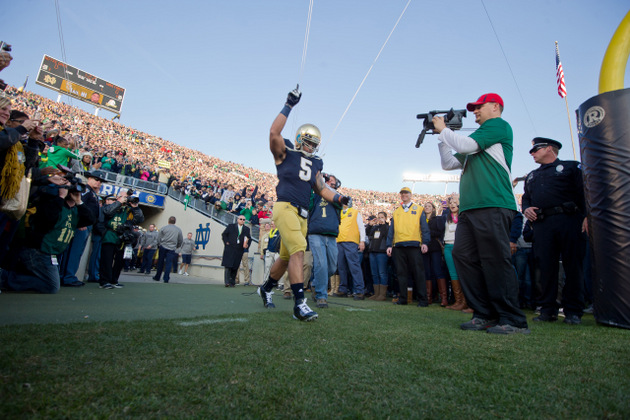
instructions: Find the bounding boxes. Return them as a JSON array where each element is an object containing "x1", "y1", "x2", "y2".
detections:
[
  {"x1": 257, "y1": 287, "x2": 275, "y2": 308},
  {"x1": 293, "y1": 298, "x2": 318, "y2": 322}
]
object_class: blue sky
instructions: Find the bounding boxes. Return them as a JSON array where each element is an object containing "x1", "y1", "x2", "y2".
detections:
[{"x1": 3, "y1": 0, "x2": 629, "y2": 195}]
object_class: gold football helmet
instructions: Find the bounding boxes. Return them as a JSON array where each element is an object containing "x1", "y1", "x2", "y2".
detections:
[{"x1": 295, "y1": 123, "x2": 321, "y2": 157}]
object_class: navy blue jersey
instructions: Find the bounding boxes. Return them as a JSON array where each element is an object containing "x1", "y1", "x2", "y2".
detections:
[
  {"x1": 275, "y1": 139, "x2": 324, "y2": 209},
  {"x1": 308, "y1": 192, "x2": 341, "y2": 236}
]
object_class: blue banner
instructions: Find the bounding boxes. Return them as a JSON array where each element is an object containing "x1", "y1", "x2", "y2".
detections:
[{"x1": 98, "y1": 185, "x2": 166, "y2": 208}]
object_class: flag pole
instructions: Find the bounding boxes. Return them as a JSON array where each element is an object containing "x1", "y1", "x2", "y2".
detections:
[
  {"x1": 564, "y1": 96, "x2": 577, "y2": 160},
  {"x1": 555, "y1": 41, "x2": 576, "y2": 160}
]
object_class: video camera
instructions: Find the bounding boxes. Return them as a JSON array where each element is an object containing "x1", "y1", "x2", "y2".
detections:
[
  {"x1": 115, "y1": 222, "x2": 138, "y2": 244},
  {"x1": 126, "y1": 189, "x2": 139, "y2": 205},
  {"x1": 415, "y1": 108, "x2": 467, "y2": 148},
  {"x1": 56, "y1": 164, "x2": 87, "y2": 194}
]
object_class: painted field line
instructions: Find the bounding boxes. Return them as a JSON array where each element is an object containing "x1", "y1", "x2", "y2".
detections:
[{"x1": 178, "y1": 318, "x2": 248, "y2": 327}]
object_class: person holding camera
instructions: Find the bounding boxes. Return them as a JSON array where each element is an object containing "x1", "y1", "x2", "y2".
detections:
[
  {"x1": 257, "y1": 86, "x2": 351, "y2": 321},
  {"x1": 522, "y1": 137, "x2": 587, "y2": 325},
  {"x1": 58, "y1": 171, "x2": 103, "y2": 287},
  {"x1": 0, "y1": 178, "x2": 95, "y2": 293},
  {"x1": 99, "y1": 189, "x2": 144, "y2": 289},
  {"x1": 434, "y1": 93, "x2": 528, "y2": 335}
]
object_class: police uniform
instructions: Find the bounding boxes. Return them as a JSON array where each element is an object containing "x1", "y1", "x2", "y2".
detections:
[
  {"x1": 522, "y1": 138, "x2": 586, "y2": 320},
  {"x1": 273, "y1": 139, "x2": 323, "y2": 260}
]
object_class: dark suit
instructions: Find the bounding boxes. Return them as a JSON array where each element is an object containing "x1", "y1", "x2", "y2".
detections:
[{"x1": 221, "y1": 223, "x2": 251, "y2": 286}]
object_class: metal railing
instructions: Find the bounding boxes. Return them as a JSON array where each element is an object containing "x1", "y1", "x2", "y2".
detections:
[
  {"x1": 168, "y1": 188, "x2": 260, "y2": 241},
  {"x1": 92, "y1": 170, "x2": 168, "y2": 194}
]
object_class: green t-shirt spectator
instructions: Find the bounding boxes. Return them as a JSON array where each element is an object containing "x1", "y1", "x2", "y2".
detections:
[
  {"x1": 101, "y1": 156, "x2": 115, "y2": 171},
  {"x1": 39, "y1": 144, "x2": 79, "y2": 169}
]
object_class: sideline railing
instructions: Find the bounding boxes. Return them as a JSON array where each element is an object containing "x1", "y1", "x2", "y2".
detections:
[
  {"x1": 167, "y1": 188, "x2": 260, "y2": 241},
  {"x1": 92, "y1": 170, "x2": 168, "y2": 194}
]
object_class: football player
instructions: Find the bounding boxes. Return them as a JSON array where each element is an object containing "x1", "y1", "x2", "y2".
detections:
[{"x1": 257, "y1": 86, "x2": 350, "y2": 321}]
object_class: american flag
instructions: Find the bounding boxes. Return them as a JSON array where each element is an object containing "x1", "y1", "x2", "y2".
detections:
[{"x1": 555, "y1": 43, "x2": 567, "y2": 98}]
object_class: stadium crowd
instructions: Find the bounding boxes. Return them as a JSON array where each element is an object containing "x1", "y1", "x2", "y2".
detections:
[
  {"x1": 0, "y1": 72, "x2": 591, "y2": 329},
  {"x1": 5, "y1": 85, "x2": 474, "y2": 219}
]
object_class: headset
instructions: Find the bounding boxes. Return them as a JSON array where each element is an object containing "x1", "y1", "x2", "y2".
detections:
[{"x1": 323, "y1": 173, "x2": 341, "y2": 190}]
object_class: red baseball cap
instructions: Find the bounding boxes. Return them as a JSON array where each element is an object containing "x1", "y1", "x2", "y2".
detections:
[{"x1": 466, "y1": 93, "x2": 504, "y2": 112}]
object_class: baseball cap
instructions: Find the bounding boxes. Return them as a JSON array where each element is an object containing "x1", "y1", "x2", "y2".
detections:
[
  {"x1": 466, "y1": 93, "x2": 504, "y2": 112},
  {"x1": 400, "y1": 187, "x2": 412, "y2": 194}
]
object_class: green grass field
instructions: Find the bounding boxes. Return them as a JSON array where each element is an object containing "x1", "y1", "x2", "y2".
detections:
[{"x1": 1, "y1": 282, "x2": 629, "y2": 418}]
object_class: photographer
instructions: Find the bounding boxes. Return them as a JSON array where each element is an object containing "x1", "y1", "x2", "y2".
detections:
[
  {"x1": 0, "y1": 177, "x2": 95, "y2": 293},
  {"x1": 99, "y1": 189, "x2": 144, "y2": 289}
]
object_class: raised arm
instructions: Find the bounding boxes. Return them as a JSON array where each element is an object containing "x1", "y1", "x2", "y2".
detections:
[
  {"x1": 270, "y1": 86, "x2": 302, "y2": 165},
  {"x1": 313, "y1": 172, "x2": 350, "y2": 206}
]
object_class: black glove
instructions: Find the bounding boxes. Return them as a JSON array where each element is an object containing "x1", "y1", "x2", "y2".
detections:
[
  {"x1": 286, "y1": 84, "x2": 302, "y2": 107},
  {"x1": 339, "y1": 195, "x2": 350, "y2": 206}
]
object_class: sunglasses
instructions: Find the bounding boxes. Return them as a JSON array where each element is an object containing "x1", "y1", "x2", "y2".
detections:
[{"x1": 531, "y1": 144, "x2": 549, "y2": 153}]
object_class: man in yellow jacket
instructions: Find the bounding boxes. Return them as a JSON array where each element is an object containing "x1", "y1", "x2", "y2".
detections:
[
  {"x1": 335, "y1": 201, "x2": 366, "y2": 300},
  {"x1": 386, "y1": 187, "x2": 431, "y2": 306}
]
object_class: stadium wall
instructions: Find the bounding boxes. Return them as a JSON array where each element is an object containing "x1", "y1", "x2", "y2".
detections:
[{"x1": 141, "y1": 195, "x2": 263, "y2": 284}]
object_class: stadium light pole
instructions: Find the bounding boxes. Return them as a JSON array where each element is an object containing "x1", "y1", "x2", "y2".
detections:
[{"x1": 402, "y1": 172, "x2": 460, "y2": 195}]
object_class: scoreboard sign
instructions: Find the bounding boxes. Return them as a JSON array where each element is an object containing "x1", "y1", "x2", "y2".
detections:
[{"x1": 36, "y1": 55, "x2": 125, "y2": 113}]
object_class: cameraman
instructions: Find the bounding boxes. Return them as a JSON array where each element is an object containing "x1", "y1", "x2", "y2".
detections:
[
  {"x1": 99, "y1": 189, "x2": 144, "y2": 289},
  {"x1": 0, "y1": 178, "x2": 95, "y2": 293}
]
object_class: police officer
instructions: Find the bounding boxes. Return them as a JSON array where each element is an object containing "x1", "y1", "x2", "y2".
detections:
[{"x1": 522, "y1": 137, "x2": 587, "y2": 325}]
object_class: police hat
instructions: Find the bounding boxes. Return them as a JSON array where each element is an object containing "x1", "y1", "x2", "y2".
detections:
[
  {"x1": 85, "y1": 171, "x2": 106, "y2": 182},
  {"x1": 529, "y1": 137, "x2": 562, "y2": 154}
]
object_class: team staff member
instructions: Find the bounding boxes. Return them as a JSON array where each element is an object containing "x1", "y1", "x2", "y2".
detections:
[
  {"x1": 335, "y1": 201, "x2": 366, "y2": 300},
  {"x1": 308, "y1": 173, "x2": 342, "y2": 308},
  {"x1": 221, "y1": 216, "x2": 251, "y2": 287},
  {"x1": 257, "y1": 86, "x2": 350, "y2": 322},
  {"x1": 522, "y1": 137, "x2": 587, "y2": 325},
  {"x1": 434, "y1": 93, "x2": 529, "y2": 334},
  {"x1": 386, "y1": 187, "x2": 430, "y2": 306},
  {"x1": 152, "y1": 216, "x2": 183, "y2": 283}
]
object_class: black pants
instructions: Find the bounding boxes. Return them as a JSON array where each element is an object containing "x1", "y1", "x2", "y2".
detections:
[
  {"x1": 154, "y1": 246, "x2": 176, "y2": 283},
  {"x1": 392, "y1": 246, "x2": 427, "y2": 304},
  {"x1": 533, "y1": 213, "x2": 585, "y2": 317},
  {"x1": 453, "y1": 208, "x2": 527, "y2": 328},
  {"x1": 99, "y1": 243, "x2": 124, "y2": 286},
  {"x1": 224, "y1": 267, "x2": 238, "y2": 286}
]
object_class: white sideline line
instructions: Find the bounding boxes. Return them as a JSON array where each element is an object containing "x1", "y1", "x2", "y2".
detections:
[{"x1": 178, "y1": 318, "x2": 248, "y2": 327}]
